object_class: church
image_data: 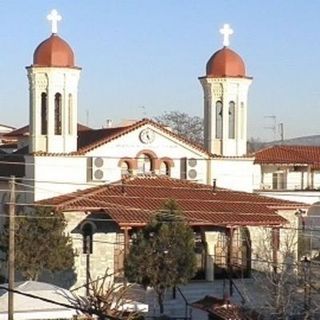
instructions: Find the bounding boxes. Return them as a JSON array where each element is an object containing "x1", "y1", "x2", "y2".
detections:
[{"x1": 0, "y1": 10, "x2": 316, "y2": 292}]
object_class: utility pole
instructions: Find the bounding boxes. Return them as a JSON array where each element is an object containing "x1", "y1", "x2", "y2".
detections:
[
  {"x1": 8, "y1": 175, "x2": 15, "y2": 320},
  {"x1": 279, "y1": 123, "x2": 284, "y2": 142}
]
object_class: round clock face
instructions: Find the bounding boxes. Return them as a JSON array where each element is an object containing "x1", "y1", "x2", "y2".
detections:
[{"x1": 139, "y1": 128, "x2": 155, "y2": 144}]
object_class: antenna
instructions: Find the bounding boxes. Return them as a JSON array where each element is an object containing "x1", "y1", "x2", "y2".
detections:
[
  {"x1": 139, "y1": 106, "x2": 147, "y2": 118},
  {"x1": 264, "y1": 115, "x2": 277, "y2": 140}
]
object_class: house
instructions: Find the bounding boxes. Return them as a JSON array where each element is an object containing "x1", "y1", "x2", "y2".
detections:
[{"x1": 253, "y1": 145, "x2": 320, "y2": 204}]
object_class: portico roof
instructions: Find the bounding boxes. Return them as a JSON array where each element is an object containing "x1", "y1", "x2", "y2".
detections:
[{"x1": 37, "y1": 176, "x2": 307, "y2": 228}]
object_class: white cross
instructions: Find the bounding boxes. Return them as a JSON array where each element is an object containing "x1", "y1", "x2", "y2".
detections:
[
  {"x1": 219, "y1": 23, "x2": 234, "y2": 47},
  {"x1": 47, "y1": 9, "x2": 62, "y2": 34}
]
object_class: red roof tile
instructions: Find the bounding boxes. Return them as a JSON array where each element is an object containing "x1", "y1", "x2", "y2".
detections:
[
  {"x1": 254, "y1": 145, "x2": 320, "y2": 165},
  {"x1": 3, "y1": 123, "x2": 91, "y2": 139},
  {"x1": 37, "y1": 176, "x2": 307, "y2": 227}
]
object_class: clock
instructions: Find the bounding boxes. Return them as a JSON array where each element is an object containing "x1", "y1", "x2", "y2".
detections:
[{"x1": 139, "y1": 128, "x2": 155, "y2": 144}]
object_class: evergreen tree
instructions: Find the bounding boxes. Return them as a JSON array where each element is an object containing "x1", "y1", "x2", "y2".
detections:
[
  {"x1": 0, "y1": 207, "x2": 75, "y2": 281},
  {"x1": 125, "y1": 199, "x2": 197, "y2": 314}
]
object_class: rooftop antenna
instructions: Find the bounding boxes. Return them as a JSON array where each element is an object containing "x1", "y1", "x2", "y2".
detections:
[
  {"x1": 264, "y1": 115, "x2": 277, "y2": 141},
  {"x1": 139, "y1": 106, "x2": 147, "y2": 118},
  {"x1": 279, "y1": 123, "x2": 285, "y2": 142}
]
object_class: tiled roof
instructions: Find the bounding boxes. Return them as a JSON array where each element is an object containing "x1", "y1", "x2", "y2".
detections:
[
  {"x1": 76, "y1": 118, "x2": 210, "y2": 156},
  {"x1": 3, "y1": 123, "x2": 91, "y2": 138},
  {"x1": 254, "y1": 145, "x2": 320, "y2": 165},
  {"x1": 37, "y1": 176, "x2": 306, "y2": 227}
]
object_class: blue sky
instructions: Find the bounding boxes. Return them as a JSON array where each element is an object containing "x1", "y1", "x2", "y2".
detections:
[{"x1": 1, "y1": 1, "x2": 320, "y2": 141}]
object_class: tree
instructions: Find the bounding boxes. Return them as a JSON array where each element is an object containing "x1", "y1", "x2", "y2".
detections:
[
  {"x1": 0, "y1": 207, "x2": 75, "y2": 281},
  {"x1": 155, "y1": 111, "x2": 204, "y2": 145},
  {"x1": 125, "y1": 199, "x2": 197, "y2": 314}
]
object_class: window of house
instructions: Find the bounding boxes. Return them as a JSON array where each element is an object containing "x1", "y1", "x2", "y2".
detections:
[
  {"x1": 272, "y1": 172, "x2": 286, "y2": 190},
  {"x1": 41, "y1": 92, "x2": 47, "y2": 135},
  {"x1": 228, "y1": 101, "x2": 235, "y2": 139},
  {"x1": 137, "y1": 154, "x2": 152, "y2": 174},
  {"x1": 215, "y1": 101, "x2": 223, "y2": 139},
  {"x1": 54, "y1": 93, "x2": 62, "y2": 135}
]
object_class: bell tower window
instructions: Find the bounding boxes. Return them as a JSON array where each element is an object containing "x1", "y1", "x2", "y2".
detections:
[
  {"x1": 215, "y1": 101, "x2": 223, "y2": 139},
  {"x1": 54, "y1": 93, "x2": 62, "y2": 135},
  {"x1": 41, "y1": 92, "x2": 47, "y2": 135},
  {"x1": 228, "y1": 101, "x2": 235, "y2": 139},
  {"x1": 68, "y1": 94, "x2": 73, "y2": 135}
]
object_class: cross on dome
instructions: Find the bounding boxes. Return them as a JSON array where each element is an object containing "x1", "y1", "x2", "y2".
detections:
[
  {"x1": 47, "y1": 9, "x2": 62, "y2": 34},
  {"x1": 219, "y1": 23, "x2": 233, "y2": 47}
]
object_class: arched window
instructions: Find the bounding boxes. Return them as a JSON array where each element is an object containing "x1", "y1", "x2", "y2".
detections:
[
  {"x1": 121, "y1": 161, "x2": 130, "y2": 175},
  {"x1": 137, "y1": 153, "x2": 152, "y2": 174},
  {"x1": 159, "y1": 161, "x2": 170, "y2": 176},
  {"x1": 215, "y1": 101, "x2": 223, "y2": 139},
  {"x1": 68, "y1": 94, "x2": 73, "y2": 135},
  {"x1": 54, "y1": 93, "x2": 62, "y2": 135},
  {"x1": 41, "y1": 92, "x2": 47, "y2": 135},
  {"x1": 240, "y1": 102, "x2": 245, "y2": 139},
  {"x1": 228, "y1": 101, "x2": 235, "y2": 139}
]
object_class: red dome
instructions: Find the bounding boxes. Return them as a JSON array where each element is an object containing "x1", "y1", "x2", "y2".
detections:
[
  {"x1": 33, "y1": 34, "x2": 75, "y2": 67},
  {"x1": 206, "y1": 47, "x2": 246, "y2": 77}
]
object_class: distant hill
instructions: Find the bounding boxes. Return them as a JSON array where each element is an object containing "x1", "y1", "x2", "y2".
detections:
[
  {"x1": 269, "y1": 135, "x2": 320, "y2": 146},
  {"x1": 248, "y1": 135, "x2": 320, "y2": 153}
]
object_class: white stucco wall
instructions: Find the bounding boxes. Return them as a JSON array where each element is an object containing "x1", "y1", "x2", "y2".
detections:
[
  {"x1": 25, "y1": 155, "x2": 88, "y2": 201},
  {"x1": 211, "y1": 157, "x2": 255, "y2": 192}
]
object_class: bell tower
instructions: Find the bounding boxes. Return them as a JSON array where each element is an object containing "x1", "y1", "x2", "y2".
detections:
[
  {"x1": 199, "y1": 24, "x2": 252, "y2": 156},
  {"x1": 27, "y1": 9, "x2": 81, "y2": 154}
]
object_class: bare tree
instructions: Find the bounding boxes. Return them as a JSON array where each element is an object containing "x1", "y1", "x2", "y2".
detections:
[
  {"x1": 72, "y1": 269, "x2": 143, "y2": 320},
  {"x1": 155, "y1": 111, "x2": 204, "y2": 145},
  {"x1": 240, "y1": 228, "x2": 320, "y2": 319}
]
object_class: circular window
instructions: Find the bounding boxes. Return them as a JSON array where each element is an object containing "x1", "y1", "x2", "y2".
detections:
[{"x1": 94, "y1": 157, "x2": 104, "y2": 168}]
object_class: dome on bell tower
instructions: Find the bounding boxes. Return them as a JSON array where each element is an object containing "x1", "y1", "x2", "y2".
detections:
[{"x1": 33, "y1": 34, "x2": 75, "y2": 67}]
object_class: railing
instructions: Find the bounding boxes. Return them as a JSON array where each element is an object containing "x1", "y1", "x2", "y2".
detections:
[{"x1": 176, "y1": 286, "x2": 191, "y2": 319}]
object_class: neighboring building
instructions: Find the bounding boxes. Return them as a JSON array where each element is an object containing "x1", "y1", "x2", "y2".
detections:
[
  {"x1": 0, "y1": 124, "x2": 15, "y2": 149},
  {"x1": 253, "y1": 145, "x2": 320, "y2": 204}
]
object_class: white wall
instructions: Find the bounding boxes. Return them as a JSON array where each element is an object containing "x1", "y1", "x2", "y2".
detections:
[
  {"x1": 211, "y1": 157, "x2": 255, "y2": 192},
  {"x1": 30, "y1": 156, "x2": 88, "y2": 201}
]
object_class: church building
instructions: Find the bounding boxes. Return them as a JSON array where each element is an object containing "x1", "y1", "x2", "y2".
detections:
[{"x1": 0, "y1": 10, "x2": 315, "y2": 294}]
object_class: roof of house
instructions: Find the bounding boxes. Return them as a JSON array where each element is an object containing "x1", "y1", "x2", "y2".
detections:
[
  {"x1": 254, "y1": 145, "x2": 320, "y2": 166},
  {"x1": 37, "y1": 175, "x2": 306, "y2": 227}
]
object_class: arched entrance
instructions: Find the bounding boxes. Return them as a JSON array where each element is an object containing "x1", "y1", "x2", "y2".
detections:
[{"x1": 214, "y1": 227, "x2": 251, "y2": 278}]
